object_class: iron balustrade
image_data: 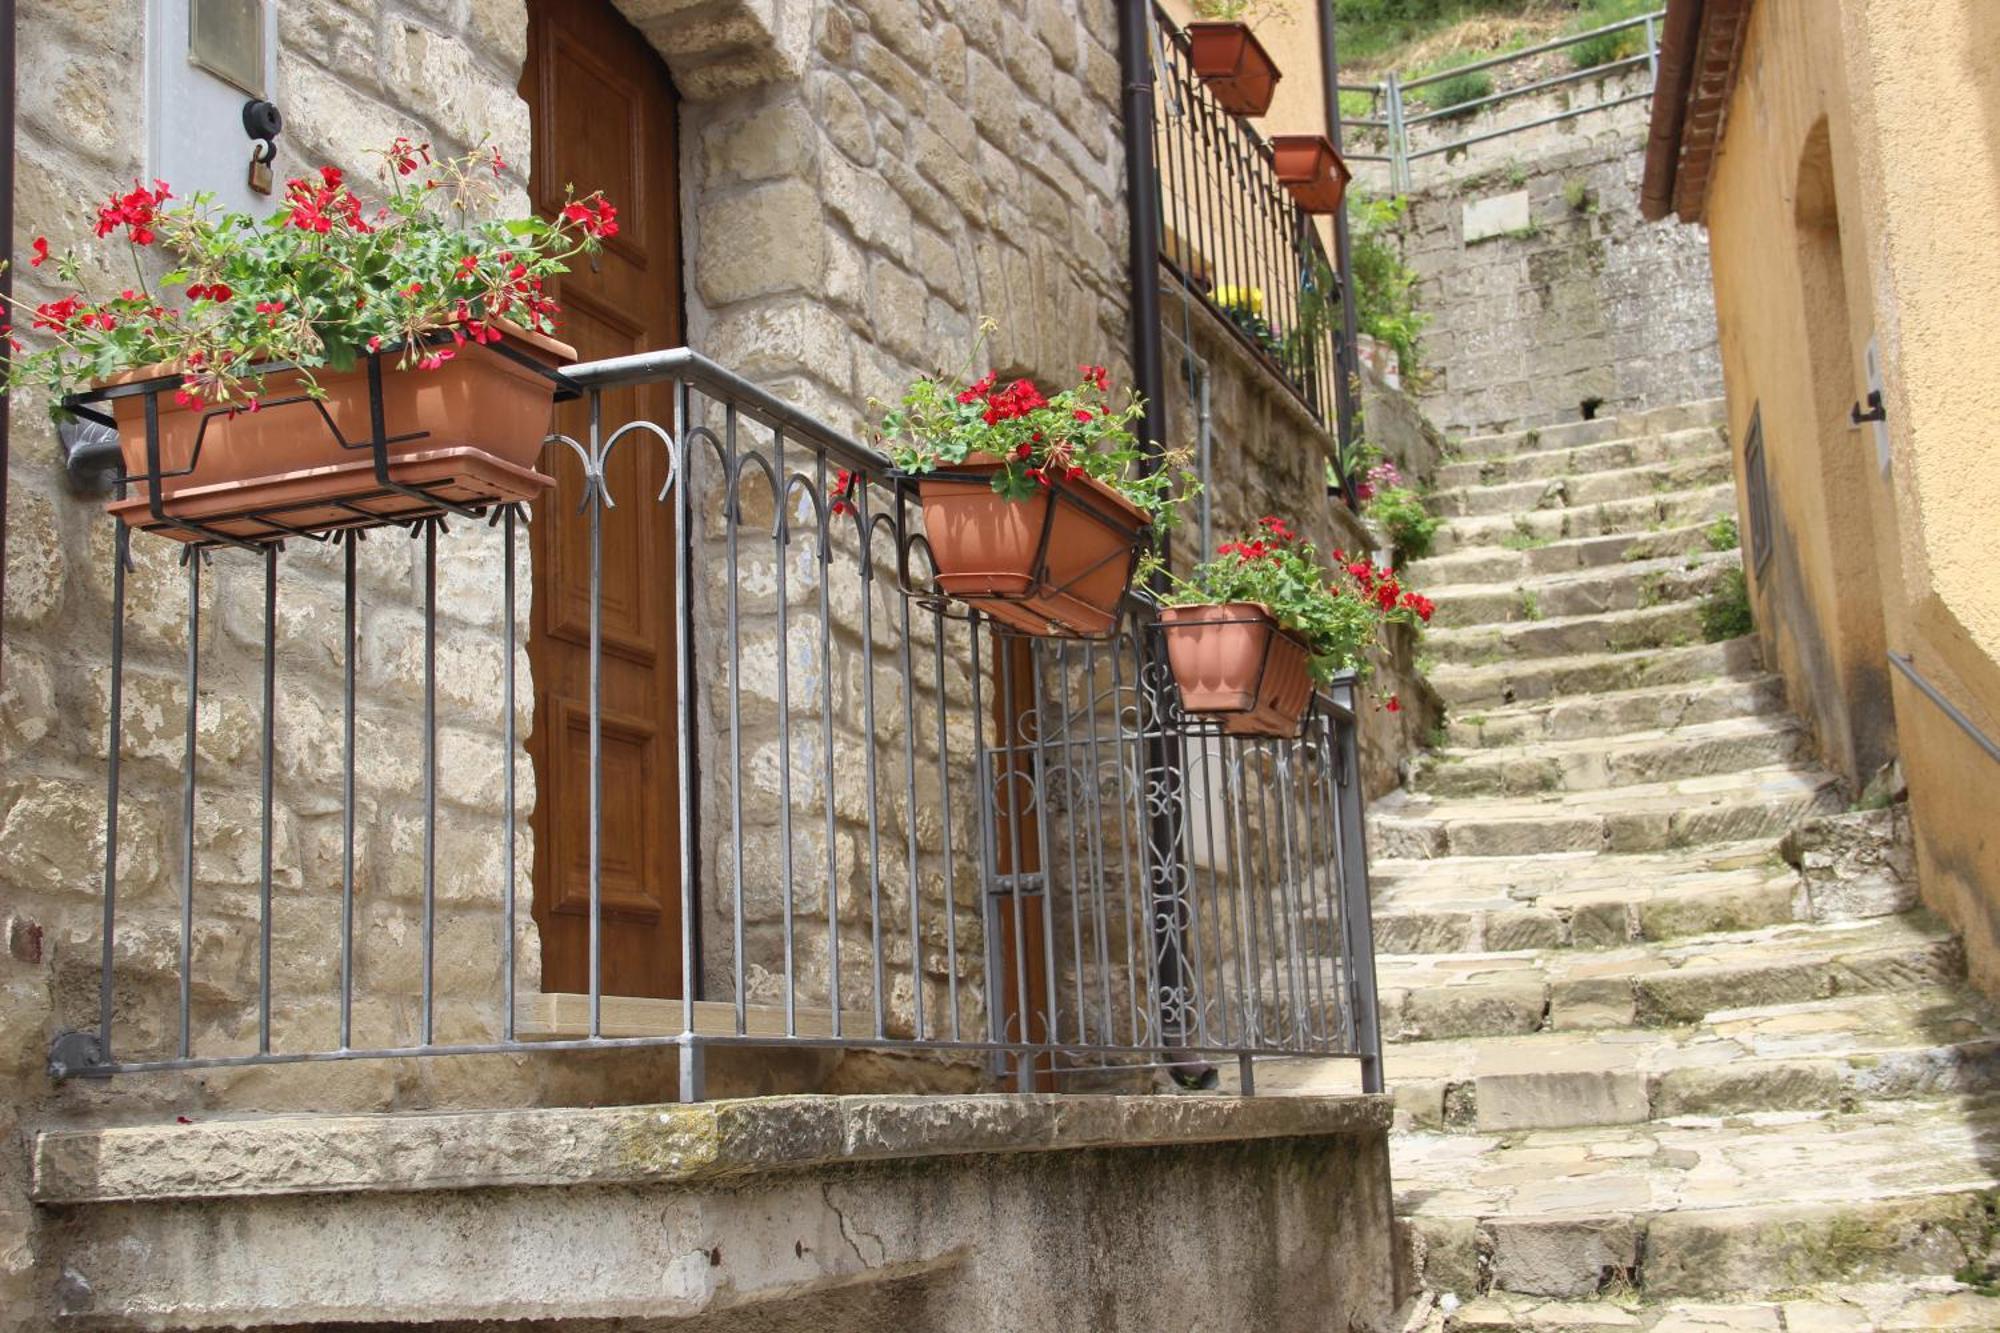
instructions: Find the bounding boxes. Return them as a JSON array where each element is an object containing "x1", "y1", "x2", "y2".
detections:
[
  {"x1": 1149, "y1": 5, "x2": 1343, "y2": 433},
  {"x1": 47, "y1": 348, "x2": 1384, "y2": 1100},
  {"x1": 1339, "y1": 9, "x2": 1664, "y2": 191}
]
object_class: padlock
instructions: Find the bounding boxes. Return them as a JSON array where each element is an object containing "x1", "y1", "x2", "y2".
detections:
[{"x1": 247, "y1": 142, "x2": 275, "y2": 196}]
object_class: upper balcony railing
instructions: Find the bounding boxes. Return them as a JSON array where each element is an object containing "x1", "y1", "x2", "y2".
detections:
[
  {"x1": 47, "y1": 348, "x2": 1384, "y2": 1102},
  {"x1": 1148, "y1": 6, "x2": 1342, "y2": 431}
]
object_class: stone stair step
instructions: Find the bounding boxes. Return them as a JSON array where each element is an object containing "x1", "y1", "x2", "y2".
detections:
[
  {"x1": 1396, "y1": 1097, "x2": 2000, "y2": 1301},
  {"x1": 1409, "y1": 717, "x2": 1811, "y2": 800},
  {"x1": 1373, "y1": 842, "x2": 1801, "y2": 954},
  {"x1": 1427, "y1": 638, "x2": 1762, "y2": 711},
  {"x1": 1427, "y1": 552, "x2": 1743, "y2": 631},
  {"x1": 1434, "y1": 427, "x2": 1727, "y2": 490},
  {"x1": 1370, "y1": 763, "x2": 1845, "y2": 860},
  {"x1": 1444, "y1": 1283, "x2": 2000, "y2": 1331},
  {"x1": 1410, "y1": 521, "x2": 1726, "y2": 589},
  {"x1": 1450, "y1": 398, "x2": 1729, "y2": 462},
  {"x1": 1429, "y1": 483, "x2": 1736, "y2": 556},
  {"x1": 1243, "y1": 988, "x2": 2000, "y2": 1132},
  {"x1": 1432, "y1": 456, "x2": 1734, "y2": 519},
  {"x1": 1444, "y1": 676, "x2": 1786, "y2": 749},
  {"x1": 1373, "y1": 913, "x2": 1961, "y2": 1042},
  {"x1": 1428, "y1": 602, "x2": 1719, "y2": 669}
]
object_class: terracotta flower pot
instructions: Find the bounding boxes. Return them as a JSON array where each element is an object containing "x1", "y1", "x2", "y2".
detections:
[
  {"x1": 916, "y1": 455, "x2": 1149, "y2": 638},
  {"x1": 1159, "y1": 602, "x2": 1316, "y2": 738},
  {"x1": 1268, "y1": 134, "x2": 1352, "y2": 215},
  {"x1": 103, "y1": 323, "x2": 574, "y2": 543},
  {"x1": 1186, "y1": 22, "x2": 1282, "y2": 117}
]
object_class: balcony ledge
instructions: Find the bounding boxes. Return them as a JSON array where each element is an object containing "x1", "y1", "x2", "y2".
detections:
[{"x1": 34, "y1": 1091, "x2": 1390, "y2": 1205}]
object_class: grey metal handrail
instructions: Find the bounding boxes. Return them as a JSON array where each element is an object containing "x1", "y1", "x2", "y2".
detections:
[
  {"x1": 49, "y1": 349, "x2": 1385, "y2": 1100},
  {"x1": 1889, "y1": 651, "x2": 2000, "y2": 767}
]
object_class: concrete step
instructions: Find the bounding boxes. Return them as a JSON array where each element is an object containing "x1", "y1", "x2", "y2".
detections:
[
  {"x1": 1408, "y1": 716, "x2": 1812, "y2": 800},
  {"x1": 1371, "y1": 842, "x2": 1804, "y2": 955},
  {"x1": 1433, "y1": 455, "x2": 1734, "y2": 520},
  {"x1": 1246, "y1": 988, "x2": 2000, "y2": 1132},
  {"x1": 1444, "y1": 675, "x2": 1786, "y2": 749},
  {"x1": 1368, "y1": 763, "x2": 1846, "y2": 861},
  {"x1": 1429, "y1": 483, "x2": 1736, "y2": 556},
  {"x1": 1426, "y1": 552, "x2": 1742, "y2": 631},
  {"x1": 1450, "y1": 398, "x2": 1729, "y2": 462},
  {"x1": 1373, "y1": 913, "x2": 1961, "y2": 1043},
  {"x1": 1427, "y1": 637, "x2": 1762, "y2": 712},
  {"x1": 1427, "y1": 602, "x2": 1711, "y2": 668},
  {"x1": 1435, "y1": 427, "x2": 1727, "y2": 491},
  {"x1": 1442, "y1": 1282, "x2": 2000, "y2": 1331},
  {"x1": 1409, "y1": 520, "x2": 1727, "y2": 588},
  {"x1": 1396, "y1": 1096, "x2": 2000, "y2": 1302}
]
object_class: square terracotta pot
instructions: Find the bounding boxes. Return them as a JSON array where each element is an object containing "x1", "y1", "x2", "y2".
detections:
[
  {"x1": 1158, "y1": 602, "x2": 1316, "y2": 738},
  {"x1": 1268, "y1": 134, "x2": 1353, "y2": 215},
  {"x1": 1186, "y1": 22, "x2": 1282, "y2": 117}
]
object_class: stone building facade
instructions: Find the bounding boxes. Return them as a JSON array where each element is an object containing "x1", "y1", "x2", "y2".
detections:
[{"x1": 1, "y1": 0, "x2": 1409, "y2": 1325}]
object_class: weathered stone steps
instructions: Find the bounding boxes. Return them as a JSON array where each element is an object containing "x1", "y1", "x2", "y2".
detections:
[
  {"x1": 1397, "y1": 1097, "x2": 2000, "y2": 1302},
  {"x1": 1431, "y1": 454, "x2": 1734, "y2": 519},
  {"x1": 1372, "y1": 914, "x2": 1962, "y2": 1043},
  {"x1": 1425, "y1": 552, "x2": 1739, "y2": 630},
  {"x1": 1433, "y1": 425, "x2": 1726, "y2": 490},
  {"x1": 1427, "y1": 602, "x2": 1710, "y2": 667},
  {"x1": 1426, "y1": 637, "x2": 1761, "y2": 711},
  {"x1": 1443, "y1": 675, "x2": 1785, "y2": 749},
  {"x1": 1444, "y1": 1284, "x2": 2000, "y2": 1332},
  {"x1": 1450, "y1": 398, "x2": 1728, "y2": 462},
  {"x1": 1428, "y1": 482, "x2": 1736, "y2": 556},
  {"x1": 1408, "y1": 716, "x2": 1811, "y2": 800},
  {"x1": 1410, "y1": 520, "x2": 1724, "y2": 588},
  {"x1": 1247, "y1": 988, "x2": 2000, "y2": 1132},
  {"x1": 1369, "y1": 764, "x2": 1844, "y2": 861}
]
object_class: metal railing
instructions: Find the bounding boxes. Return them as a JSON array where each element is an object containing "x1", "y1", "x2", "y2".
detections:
[
  {"x1": 48, "y1": 349, "x2": 1383, "y2": 1100},
  {"x1": 1340, "y1": 9, "x2": 1663, "y2": 192},
  {"x1": 1149, "y1": 5, "x2": 1342, "y2": 429}
]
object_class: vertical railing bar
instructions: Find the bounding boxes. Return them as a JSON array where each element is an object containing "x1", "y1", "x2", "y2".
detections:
[
  {"x1": 1080, "y1": 642, "x2": 1116, "y2": 1046},
  {"x1": 420, "y1": 520, "x2": 437, "y2": 1047},
  {"x1": 996, "y1": 634, "x2": 1031, "y2": 1087},
  {"x1": 256, "y1": 544, "x2": 277, "y2": 1054},
  {"x1": 1335, "y1": 685, "x2": 1384, "y2": 1092},
  {"x1": 897, "y1": 575, "x2": 925, "y2": 1043},
  {"x1": 674, "y1": 379, "x2": 699, "y2": 1058},
  {"x1": 1173, "y1": 721, "x2": 1213, "y2": 1050},
  {"x1": 1029, "y1": 646, "x2": 1061, "y2": 1060},
  {"x1": 502, "y1": 509, "x2": 517, "y2": 1043},
  {"x1": 1251, "y1": 740, "x2": 1290, "y2": 1047},
  {"x1": 1323, "y1": 715, "x2": 1358, "y2": 1055},
  {"x1": 339, "y1": 533, "x2": 356, "y2": 1049},
  {"x1": 97, "y1": 522, "x2": 129, "y2": 1061},
  {"x1": 1221, "y1": 736, "x2": 1260, "y2": 1047},
  {"x1": 1312, "y1": 717, "x2": 1349, "y2": 1053},
  {"x1": 1056, "y1": 642, "x2": 1088, "y2": 1045},
  {"x1": 1133, "y1": 631, "x2": 1175, "y2": 1056},
  {"x1": 859, "y1": 491, "x2": 887, "y2": 1040},
  {"x1": 815, "y1": 451, "x2": 842, "y2": 1035},
  {"x1": 930, "y1": 612, "x2": 962, "y2": 1043},
  {"x1": 176, "y1": 553, "x2": 199, "y2": 1062},
  {"x1": 773, "y1": 425, "x2": 797, "y2": 1036},
  {"x1": 726, "y1": 404, "x2": 748, "y2": 1036},
  {"x1": 1191, "y1": 733, "x2": 1230, "y2": 1046},
  {"x1": 1105, "y1": 638, "x2": 1146, "y2": 1047},
  {"x1": 587, "y1": 389, "x2": 604, "y2": 1040},
  {"x1": 966, "y1": 616, "x2": 996, "y2": 1050},
  {"x1": 1272, "y1": 739, "x2": 1310, "y2": 1051}
]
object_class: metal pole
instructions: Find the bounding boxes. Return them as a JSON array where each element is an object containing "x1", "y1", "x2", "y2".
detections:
[
  {"x1": 1330, "y1": 676, "x2": 1383, "y2": 1094},
  {"x1": 1386, "y1": 71, "x2": 1410, "y2": 193},
  {"x1": 1644, "y1": 13, "x2": 1659, "y2": 87},
  {"x1": 1318, "y1": 0, "x2": 1364, "y2": 496}
]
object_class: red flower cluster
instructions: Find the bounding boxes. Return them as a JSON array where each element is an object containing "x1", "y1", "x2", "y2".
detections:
[
  {"x1": 1216, "y1": 537, "x2": 1278, "y2": 562},
  {"x1": 31, "y1": 296, "x2": 83, "y2": 331},
  {"x1": 1341, "y1": 558, "x2": 1434, "y2": 623},
  {"x1": 1256, "y1": 513, "x2": 1296, "y2": 543},
  {"x1": 282, "y1": 168, "x2": 370, "y2": 234},
  {"x1": 95, "y1": 182, "x2": 171, "y2": 246},
  {"x1": 978, "y1": 377, "x2": 1048, "y2": 425},
  {"x1": 28, "y1": 237, "x2": 49, "y2": 268},
  {"x1": 387, "y1": 137, "x2": 433, "y2": 177},
  {"x1": 185, "y1": 282, "x2": 232, "y2": 302},
  {"x1": 1079, "y1": 363, "x2": 1110, "y2": 392},
  {"x1": 560, "y1": 197, "x2": 618, "y2": 238}
]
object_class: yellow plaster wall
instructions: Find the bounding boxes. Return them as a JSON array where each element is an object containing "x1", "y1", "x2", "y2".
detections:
[{"x1": 1701, "y1": 0, "x2": 2000, "y2": 990}]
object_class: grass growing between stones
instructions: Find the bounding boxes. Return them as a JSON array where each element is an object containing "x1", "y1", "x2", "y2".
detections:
[
  {"x1": 1699, "y1": 566, "x2": 1755, "y2": 642},
  {"x1": 1705, "y1": 515, "x2": 1740, "y2": 551}
]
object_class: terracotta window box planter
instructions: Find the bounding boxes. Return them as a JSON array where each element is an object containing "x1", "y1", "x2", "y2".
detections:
[
  {"x1": 1158, "y1": 602, "x2": 1316, "y2": 738},
  {"x1": 914, "y1": 455, "x2": 1149, "y2": 638},
  {"x1": 1186, "y1": 22, "x2": 1282, "y2": 118},
  {"x1": 98, "y1": 323, "x2": 574, "y2": 544},
  {"x1": 1268, "y1": 135, "x2": 1353, "y2": 215}
]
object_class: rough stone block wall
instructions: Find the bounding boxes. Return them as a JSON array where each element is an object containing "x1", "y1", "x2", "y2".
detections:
[{"x1": 1360, "y1": 72, "x2": 1723, "y2": 436}]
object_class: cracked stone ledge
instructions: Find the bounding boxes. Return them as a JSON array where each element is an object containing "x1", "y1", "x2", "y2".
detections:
[{"x1": 30, "y1": 1091, "x2": 1391, "y2": 1205}]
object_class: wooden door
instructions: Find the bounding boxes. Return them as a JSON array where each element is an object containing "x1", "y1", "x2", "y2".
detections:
[{"x1": 523, "y1": 0, "x2": 685, "y2": 998}]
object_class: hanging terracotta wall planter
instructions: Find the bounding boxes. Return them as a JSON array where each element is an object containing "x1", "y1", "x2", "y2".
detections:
[
  {"x1": 1159, "y1": 601, "x2": 1316, "y2": 737},
  {"x1": 103, "y1": 324, "x2": 573, "y2": 542},
  {"x1": 1186, "y1": 22, "x2": 1283, "y2": 118},
  {"x1": 1268, "y1": 135, "x2": 1353, "y2": 214},
  {"x1": 917, "y1": 455, "x2": 1148, "y2": 638}
]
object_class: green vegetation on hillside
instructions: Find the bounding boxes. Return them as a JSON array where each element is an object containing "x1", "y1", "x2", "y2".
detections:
[{"x1": 1336, "y1": 0, "x2": 1660, "y2": 81}]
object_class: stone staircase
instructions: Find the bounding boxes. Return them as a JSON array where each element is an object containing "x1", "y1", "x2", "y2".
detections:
[{"x1": 1254, "y1": 401, "x2": 2000, "y2": 1330}]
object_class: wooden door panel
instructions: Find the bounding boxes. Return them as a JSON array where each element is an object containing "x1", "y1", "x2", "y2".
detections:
[{"x1": 524, "y1": 0, "x2": 683, "y2": 1000}]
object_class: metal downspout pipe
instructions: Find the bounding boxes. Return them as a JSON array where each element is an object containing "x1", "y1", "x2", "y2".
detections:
[{"x1": 1318, "y1": 0, "x2": 1363, "y2": 502}]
